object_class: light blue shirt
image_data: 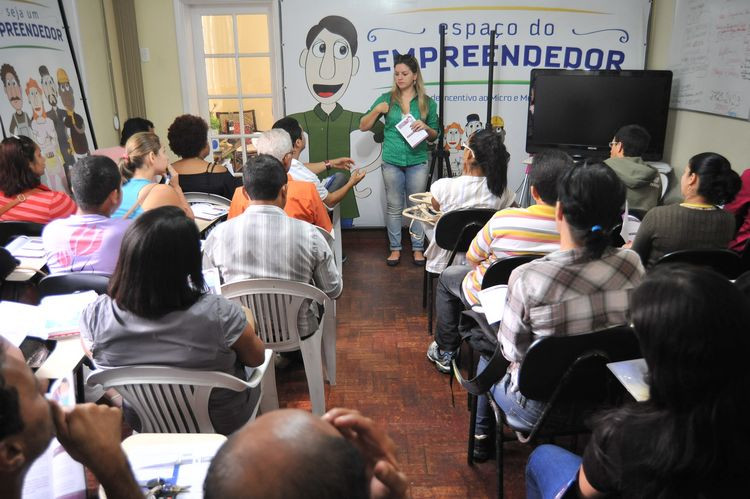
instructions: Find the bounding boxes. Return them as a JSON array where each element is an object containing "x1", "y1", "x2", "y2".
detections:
[{"x1": 113, "y1": 178, "x2": 151, "y2": 219}]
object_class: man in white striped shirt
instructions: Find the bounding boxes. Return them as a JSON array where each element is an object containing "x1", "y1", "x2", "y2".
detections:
[{"x1": 203, "y1": 154, "x2": 342, "y2": 338}]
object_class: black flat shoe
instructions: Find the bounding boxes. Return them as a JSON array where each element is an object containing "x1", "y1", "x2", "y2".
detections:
[
  {"x1": 412, "y1": 254, "x2": 426, "y2": 266},
  {"x1": 386, "y1": 255, "x2": 401, "y2": 266}
]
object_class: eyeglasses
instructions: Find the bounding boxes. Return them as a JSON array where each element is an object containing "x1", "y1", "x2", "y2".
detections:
[{"x1": 609, "y1": 140, "x2": 620, "y2": 148}]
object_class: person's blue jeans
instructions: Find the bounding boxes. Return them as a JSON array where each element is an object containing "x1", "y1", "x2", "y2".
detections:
[
  {"x1": 381, "y1": 161, "x2": 428, "y2": 251},
  {"x1": 526, "y1": 445, "x2": 582, "y2": 499},
  {"x1": 475, "y1": 358, "x2": 578, "y2": 436}
]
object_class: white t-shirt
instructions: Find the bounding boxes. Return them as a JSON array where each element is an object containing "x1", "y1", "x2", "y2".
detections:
[
  {"x1": 288, "y1": 158, "x2": 328, "y2": 201},
  {"x1": 425, "y1": 176, "x2": 514, "y2": 273}
]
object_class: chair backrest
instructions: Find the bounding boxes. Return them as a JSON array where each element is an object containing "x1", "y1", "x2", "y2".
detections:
[
  {"x1": 628, "y1": 208, "x2": 647, "y2": 221},
  {"x1": 655, "y1": 248, "x2": 742, "y2": 279},
  {"x1": 0, "y1": 221, "x2": 45, "y2": 246},
  {"x1": 434, "y1": 208, "x2": 495, "y2": 264},
  {"x1": 482, "y1": 255, "x2": 540, "y2": 289},
  {"x1": 184, "y1": 191, "x2": 232, "y2": 207},
  {"x1": 517, "y1": 325, "x2": 641, "y2": 403},
  {"x1": 87, "y1": 365, "x2": 255, "y2": 433},
  {"x1": 220, "y1": 279, "x2": 331, "y2": 348},
  {"x1": 38, "y1": 272, "x2": 110, "y2": 298}
]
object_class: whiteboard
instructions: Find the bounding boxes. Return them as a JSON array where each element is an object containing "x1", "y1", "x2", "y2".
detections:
[{"x1": 668, "y1": 0, "x2": 750, "y2": 119}]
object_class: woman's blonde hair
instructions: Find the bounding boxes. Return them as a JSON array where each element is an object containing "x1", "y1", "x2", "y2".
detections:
[
  {"x1": 389, "y1": 54, "x2": 429, "y2": 119},
  {"x1": 119, "y1": 131, "x2": 162, "y2": 181}
]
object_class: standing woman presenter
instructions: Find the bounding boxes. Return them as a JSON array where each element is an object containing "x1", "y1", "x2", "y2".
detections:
[{"x1": 360, "y1": 53, "x2": 438, "y2": 266}]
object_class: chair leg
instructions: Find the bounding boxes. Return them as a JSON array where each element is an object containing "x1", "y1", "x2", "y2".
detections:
[
  {"x1": 299, "y1": 334, "x2": 326, "y2": 416},
  {"x1": 422, "y1": 268, "x2": 427, "y2": 309},
  {"x1": 427, "y1": 272, "x2": 434, "y2": 336},
  {"x1": 467, "y1": 392, "x2": 477, "y2": 466},
  {"x1": 259, "y1": 361, "x2": 279, "y2": 414}
]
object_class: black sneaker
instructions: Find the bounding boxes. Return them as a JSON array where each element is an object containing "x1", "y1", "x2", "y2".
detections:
[
  {"x1": 426, "y1": 341, "x2": 454, "y2": 374},
  {"x1": 473, "y1": 434, "x2": 496, "y2": 462}
]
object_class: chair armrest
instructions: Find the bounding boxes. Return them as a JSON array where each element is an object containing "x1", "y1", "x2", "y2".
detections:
[{"x1": 245, "y1": 349, "x2": 273, "y2": 388}]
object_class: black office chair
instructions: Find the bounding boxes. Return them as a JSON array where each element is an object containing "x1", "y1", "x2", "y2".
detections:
[
  {"x1": 481, "y1": 255, "x2": 540, "y2": 289},
  {"x1": 423, "y1": 208, "x2": 495, "y2": 336},
  {"x1": 456, "y1": 325, "x2": 640, "y2": 498},
  {"x1": 628, "y1": 208, "x2": 647, "y2": 221},
  {"x1": 38, "y1": 272, "x2": 110, "y2": 298},
  {"x1": 654, "y1": 248, "x2": 742, "y2": 279},
  {"x1": 0, "y1": 221, "x2": 45, "y2": 246}
]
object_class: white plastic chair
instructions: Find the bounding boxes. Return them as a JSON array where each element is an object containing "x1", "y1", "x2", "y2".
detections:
[
  {"x1": 86, "y1": 349, "x2": 272, "y2": 433},
  {"x1": 220, "y1": 279, "x2": 336, "y2": 415},
  {"x1": 183, "y1": 191, "x2": 231, "y2": 206}
]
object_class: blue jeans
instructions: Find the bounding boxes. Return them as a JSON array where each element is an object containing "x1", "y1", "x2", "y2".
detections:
[
  {"x1": 475, "y1": 358, "x2": 578, "y2": 436},
  {"x1": 381, "y1": 161, "x2": 428, "y2": 251},
  {"x1": 526, "y1": 445, "x2": 581, "y2": 499}
]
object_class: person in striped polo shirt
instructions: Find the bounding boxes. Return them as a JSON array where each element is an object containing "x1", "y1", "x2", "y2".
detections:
[
  {"x1": 427, "y1": 150, "x2": 573, "y2": 373},
  {"x1": 0, "y1": 135, "x2": 75, "y2": 224}
]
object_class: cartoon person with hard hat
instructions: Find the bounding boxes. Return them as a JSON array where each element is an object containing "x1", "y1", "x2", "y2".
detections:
[{"x1": 57, "y1": 68, "x2": 89, "y2": 159}]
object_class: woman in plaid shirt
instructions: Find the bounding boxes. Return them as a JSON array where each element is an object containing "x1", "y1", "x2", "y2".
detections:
[{"x1": 473, "y1": 162, "x2": 645, "y2": 461}]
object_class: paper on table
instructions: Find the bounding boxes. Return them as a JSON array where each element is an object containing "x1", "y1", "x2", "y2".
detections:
[
  {"x1": 39, "y1": 291, "x2": 99, "y2": 338},
  {"x1": 476, "y1": 285, "x2": 508, "y2": 324},
  {"x1": 607, "y1": 358, "x2": 650, "y2": 402},
  {"x1": 36, "y1": 338, "x2": 86, "y2": 380},
  {"x1": 191, "y1": 203, "x2": 228, "y2": 221},
  {"x1": 395, "y1": 114, "x2": 428, "y2": 148},
  {"x1": 0, "y1": 301, "x2": 40, "y2": 346}
]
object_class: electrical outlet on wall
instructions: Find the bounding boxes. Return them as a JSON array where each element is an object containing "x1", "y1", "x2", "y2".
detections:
[{"x1": 140, "y1": 47, "x2": 150, "y2": 62}]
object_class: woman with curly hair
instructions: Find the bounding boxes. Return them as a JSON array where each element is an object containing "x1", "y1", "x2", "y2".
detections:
[{"x1": 167, "y1": 114, "x2": 241, "y2": 199}]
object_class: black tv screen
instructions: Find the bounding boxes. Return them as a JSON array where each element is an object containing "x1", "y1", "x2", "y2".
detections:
[{"x1": 526, "y1": 69, "x2": 673, "y2": 161}]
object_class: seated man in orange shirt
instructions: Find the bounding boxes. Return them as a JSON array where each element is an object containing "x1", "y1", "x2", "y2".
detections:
[{"x1": 227, "y1": 130, "x2": 332, "y2": 233}]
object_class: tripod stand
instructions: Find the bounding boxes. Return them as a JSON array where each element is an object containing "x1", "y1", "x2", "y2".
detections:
[{"x1": 428, "y1": 25, "x2": 450, "y2": 185}]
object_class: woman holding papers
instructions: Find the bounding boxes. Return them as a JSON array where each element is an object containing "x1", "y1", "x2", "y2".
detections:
[
  {"x1": 80, "y1": 206, "x2": 266, "y2": 435},
  {"x1": 360, "y1": 53, "x2": 438, "y2": 266},
  {"x1": 525, "y1": 266, "x2": 749, "y2": 498}
]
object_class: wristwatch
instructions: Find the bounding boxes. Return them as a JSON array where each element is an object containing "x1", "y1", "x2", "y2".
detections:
[{"x1": 325, "y1": 160, "x2": 332, "y2": 171}]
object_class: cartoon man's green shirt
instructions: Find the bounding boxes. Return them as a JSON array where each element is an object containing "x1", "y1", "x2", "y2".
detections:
[{"x1": 290, "y1": 103, "x2": 383, "y2": 219}]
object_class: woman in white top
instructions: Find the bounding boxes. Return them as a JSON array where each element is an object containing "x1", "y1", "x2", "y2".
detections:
[{"x1": 424, "y1": 128, "x2": 514, "y2": 273}]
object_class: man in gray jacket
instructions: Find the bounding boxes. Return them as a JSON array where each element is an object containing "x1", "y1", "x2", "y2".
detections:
[{"x1": 605, "y1": 124, "x2": 662, "y2": 213}]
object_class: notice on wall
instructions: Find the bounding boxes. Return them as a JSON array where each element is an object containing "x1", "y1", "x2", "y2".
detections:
[
  {"x1": 0, "y1": 0, "x2": 95, "y2": 192},
  {"x1": 669, "y1": 0, "x2": 750, "y2": 119},
  {"x1": 281, "y1": 0, "x2": 650, "y2": 227}
]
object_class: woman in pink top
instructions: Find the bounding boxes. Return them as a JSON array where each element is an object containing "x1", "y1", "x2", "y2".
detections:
[{"x1": 0, "y1": 135, "x2": 75, "y2": 224}]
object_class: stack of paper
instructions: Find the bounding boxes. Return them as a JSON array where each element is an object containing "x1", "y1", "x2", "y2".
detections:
[
  {"x1": 191, "y1": 203, "x2": 229, "y2": 221},
  {"x1": 4, "y1": 236, "x2": 48, "y2": 281},
  {"x1": 473, "y1": 284, "x2": 508, "y2": 325}
]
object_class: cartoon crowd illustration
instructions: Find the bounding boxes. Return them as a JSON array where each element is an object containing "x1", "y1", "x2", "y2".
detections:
[{"x1": 1, "y1": 62, "x2": 89, "y2": 193}]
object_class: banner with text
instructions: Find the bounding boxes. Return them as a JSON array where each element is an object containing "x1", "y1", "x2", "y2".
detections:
[
  {"x1": 0, "y1": 0, "x2": 93, "y2": 193},
  {"x1": 281, "y1": 0, "x2": 650, "y2": 227}
]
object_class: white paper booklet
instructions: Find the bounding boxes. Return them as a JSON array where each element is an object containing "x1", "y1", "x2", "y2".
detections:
[
  {"x1": 190, "y1": 203, "x2": 228, "y2": 221},
  {"x1": 395, "y1": 114, "x2": 428, "y2": 148},
  {"x1": 607, "y1": 358, "x2": 650, "y2": 402},
  {"x1": 22, "y1": 374, "x2": 86, "y2": 499},
  {"x1": 474, "y1": 284, "x2": 508, "y2": 325},
  {"x1": 0, "y1": 290, "x2": 98, "y2": 340}
]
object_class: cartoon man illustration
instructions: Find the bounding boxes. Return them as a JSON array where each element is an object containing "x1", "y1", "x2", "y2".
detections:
[
  {"x1": 39, "y1": 65, "x2": 74, "y2": 169},
  {"x1": 289, "y1": 15, "x2": 384, "y2": 225},
  {"x1": 464, "y1": 113, "x2": 483, "y2": 144},
  {"x1": 444, "y1": 122, "x2": 464, "y2": 176},
  {"x1": 27, "y1": 78, "x2": 66, "y2": 192},
  {"x1": 2, "y1": 63, "x2": 33, "y2": 137},
  {"x1": 57, "y1": 68, "x2": 89, "y2": 159}
]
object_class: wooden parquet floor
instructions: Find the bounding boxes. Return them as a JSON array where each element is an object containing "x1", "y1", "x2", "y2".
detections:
[{"x1": 275, "y1": 229, "x2": 530, "y2": 498}]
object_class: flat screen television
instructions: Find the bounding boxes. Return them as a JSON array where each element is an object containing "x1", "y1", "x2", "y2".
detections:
[{"x1": 526, "y1": 69, "x2": 673, "y2": 161}]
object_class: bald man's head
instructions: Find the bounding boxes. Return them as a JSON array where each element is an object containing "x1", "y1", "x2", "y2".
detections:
[{"x1": 204, "y1": 409, "x2": 368, "y2": 499}]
